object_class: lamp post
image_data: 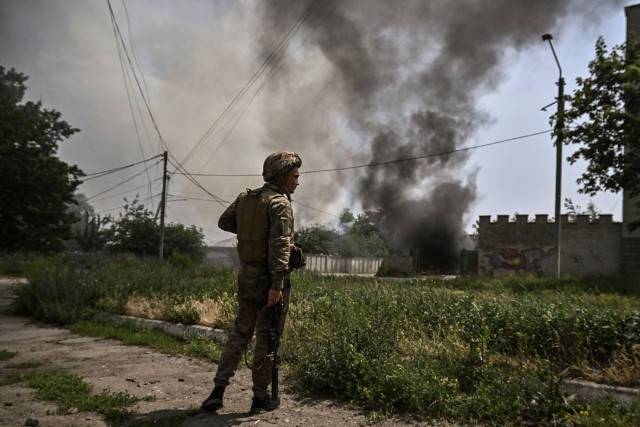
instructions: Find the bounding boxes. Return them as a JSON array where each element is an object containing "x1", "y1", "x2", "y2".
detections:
[{"x1": 542, "y1": 33, "x2": 565, "y2": 278}]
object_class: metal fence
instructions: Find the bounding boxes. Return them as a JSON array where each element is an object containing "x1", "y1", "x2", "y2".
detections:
[
  {"x1": 304, "y1": 254, "x2": 382, "y2": 274},
  {"x1": 204, "y1": 247, "x2": 382, "y2": 275}
]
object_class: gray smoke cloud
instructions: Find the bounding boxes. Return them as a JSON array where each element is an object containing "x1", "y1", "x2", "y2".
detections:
[
  {"x1": 0, "y1": 0, "x2": 626, "y2": 255},
  {"x1": 255, "y1": 0, "x2": 622, "y2": 269}
]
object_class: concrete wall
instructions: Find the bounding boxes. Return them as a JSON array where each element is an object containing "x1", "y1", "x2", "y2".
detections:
[{"x1": 478, "y1": 214, "x2": 621, "y2": 276}]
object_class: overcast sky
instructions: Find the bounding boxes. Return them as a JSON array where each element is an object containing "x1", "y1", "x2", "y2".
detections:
[{"x1": 1, "y1": 0, "x2": 634, "y2": 246}]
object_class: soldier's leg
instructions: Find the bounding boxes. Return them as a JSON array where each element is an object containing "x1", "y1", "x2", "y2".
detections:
[
  {"x1": 214, "y1": 274, "x2": 260, "y2": 387},
  {"x1": 251, "y1": 282, "x2": 291, "y2": 397}
]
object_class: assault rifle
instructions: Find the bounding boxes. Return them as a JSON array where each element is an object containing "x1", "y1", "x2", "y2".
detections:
[{"x1": 266, "y1": 299, "x2": 283, "y2": 403}]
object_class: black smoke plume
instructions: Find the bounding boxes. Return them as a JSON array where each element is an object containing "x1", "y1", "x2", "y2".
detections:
[{"x1": 257, "y1": 0, "x2": 622, "y2": 271}]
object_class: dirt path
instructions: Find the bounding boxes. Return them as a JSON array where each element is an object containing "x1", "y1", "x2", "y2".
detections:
[{"x1": 0, "y1": 278, "x2": 448, "y2": 427}]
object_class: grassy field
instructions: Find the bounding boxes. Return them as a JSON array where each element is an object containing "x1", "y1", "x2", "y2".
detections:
[{"x1": 3, "y1": 253, "x2": 640, "y2": 426}]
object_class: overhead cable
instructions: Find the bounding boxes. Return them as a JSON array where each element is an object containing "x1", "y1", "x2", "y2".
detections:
[
  {"x1": 174, "y1": 129, "x2": 553, "y2": 177},
  {"x1": 180, "y1": 0, "x2": 325, "y2": 169},
  {"x1": 167, "y1": 159, "x2": 230, "y2": 207},
  {"x1": 90, "y1": 183, "x2": 159, "y2": 204},
  {"x1": 86, "y1": 158, "x2": 162, "y2": 201},
  {"x1": 303, "y1": 130, "x2": 553, "y2": 174},
  {"x1": 82, "y1": 154, "x2": 163, "y2": 180}
]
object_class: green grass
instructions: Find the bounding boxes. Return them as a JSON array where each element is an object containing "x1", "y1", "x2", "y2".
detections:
[
  {"x1": 0, "y1": 349, "x2": 17, "y2": 361},
  {"x1": 68, "y1": 320, "x2": 222, "y2": 362},
  {"x1": 6, "y1": 370, "x2": 140, "y2": 421},
  {"x1": 0, "y1": 372, "x2": 24, "y2": 386},
  {"x1": 5, "y1": 360, "x2": 43, "y2": 369},
  {"x1": 6, "y1": 254, "x2": 640, "y2": 426}
]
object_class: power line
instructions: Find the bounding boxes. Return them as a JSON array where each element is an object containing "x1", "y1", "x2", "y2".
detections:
[
  {"x1": 304, "y1": 130, "x2": 553, "y2": 174},
  {"x1": 121, "y1": 0, "x2": 151, "y2": 103},
  {"x1": 95, "y1": 193, "x2": 157, "y2": 215},
  {"x1": 173, "y1": 129, "x2": 552, "y2": 177},
  {"x1": 82, "y1": 154, "x2": 163, "y2": 180},
  {"x1": 293, "y1": 200, "x2": 339, "y2": 218},
  {"x1": 86, "y1": 158, "x2": 162, "y2": 201},
  {"x1": 107, "y1": 0, "x2": 177, "y2": 162},
  {"x1": 196, "y1": 0, "x2": 342, "y2": 170},
  {"x1": 107, "y1": 0, "x2": 220, "y2": 212},
  {"x1": 90, "y1": 182, "x2": 158, "y2": 204},
  {"x1": 180, "y1": 0, "x2": 326, "y2": 169},
  {"x1": 167, "y1": 158, "x2": 230, "y2": 208},
  {"x1": 108, "y1": 0, "x2": 163, "y2": 210}
]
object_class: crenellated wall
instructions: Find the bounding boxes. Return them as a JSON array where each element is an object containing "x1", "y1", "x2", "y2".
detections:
[{"x1": 478, "y1": 214, "x2": 622, "y2": 276}]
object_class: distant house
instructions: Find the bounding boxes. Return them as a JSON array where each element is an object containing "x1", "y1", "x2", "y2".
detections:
[{"x1": 203, "y1": 238, "x2": 239, "y2": 267}]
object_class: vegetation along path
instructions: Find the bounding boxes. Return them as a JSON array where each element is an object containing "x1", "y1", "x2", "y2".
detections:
[{"x1": 0, "y1": 278, "x2": 458, "y2": 427}]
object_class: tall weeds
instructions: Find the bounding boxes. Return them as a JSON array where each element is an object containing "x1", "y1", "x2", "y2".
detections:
[{"x1": 5, "y1": 255, "x2": 640, "y2": 425}]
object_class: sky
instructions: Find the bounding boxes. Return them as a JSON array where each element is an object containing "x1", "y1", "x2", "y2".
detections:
[{"x1": 0, "y1": 0, "x2": 635, "y2": 248}]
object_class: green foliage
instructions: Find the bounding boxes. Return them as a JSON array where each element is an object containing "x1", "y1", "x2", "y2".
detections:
[
  {"x1": 163, "y1": 304, "x2": 201, "y2": 325},
  {"x1": 296, "y1": 209, "x2": 390, "y2": 257},
  {"x1": 69, "y1": 193, "x2": 111, "y2": 252},
  {"x1": 162, "y1": 224, "x2": 205, "y2": 262},
  {"x1": 285, "y1": 274, "x2": 640, "y2": 424},
  {"x1": 9, "y1": 254, "x2": 236, "y2": 324},
  {"x1": 11, "y1": 259, "x2": 99, "y2": 324},
  {"x1": 565, "y1": 197, "x2": 600, "y2": 222},
  {"x1": 20, "y1": 370, "x2": 139, "y2": 420},
  {"x1": 375, "y1": 263, "x2": 414, "y2": 277},
  {"x1": 69, "y1": 320, "x2": 222, "y2": 362},
  {"x1": 9, "y1": 255, "x2": 640, "y2": 425},
  {"x1": 0, "y1": 66, "x2": 83, "y2": 252},
  {"x1": 555, "y1": 37, "x2": 640, "y2": 229},
  {"x1": 104, "y1": 198, "x2": 161, "y2": 256},
  {"x1": 5, "y1": 360, "x2": 43, "y2": 369},
  {"x1": 0, "y1": 372, "x2": 23, "y2": 386},
  {"x1": 0, "y1": 252, "x2": 64, "y2": 277},
  {"x1": 0, "y1": 349, "x2": 17, "y2": 361},
  {"x1": 295, "y1": 223, "x2": 341, "y2": 254},
  {"x1": 103, "y1": 198, "x2": 205, "y2": 261}
]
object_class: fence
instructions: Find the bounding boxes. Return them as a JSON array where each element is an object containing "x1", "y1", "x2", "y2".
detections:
[
  {"x1": 304, "y1": 254, "x2": 382, "y2": 275},
  {"x1": 204, "y1": 247, "x2": 382, "y2": 275}
]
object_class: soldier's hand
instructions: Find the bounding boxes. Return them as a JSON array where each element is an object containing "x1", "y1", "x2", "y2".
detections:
[{"x1": 267, "y1": 289, "x2": 283, "y2": 307}]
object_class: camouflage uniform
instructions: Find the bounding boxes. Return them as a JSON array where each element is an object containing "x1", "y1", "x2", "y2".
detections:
[{"x1": 212, "y1": 153, "x2": 299, "y2": 399}]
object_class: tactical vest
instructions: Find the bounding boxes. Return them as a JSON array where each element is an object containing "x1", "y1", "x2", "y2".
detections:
[{"x1": 236, "y1": 187, "x2": 286, "y2": 263}]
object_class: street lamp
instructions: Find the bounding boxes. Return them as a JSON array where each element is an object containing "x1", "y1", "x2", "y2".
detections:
[{"x1": 542, "y1": 33, "x2": 565, "y2": 278}]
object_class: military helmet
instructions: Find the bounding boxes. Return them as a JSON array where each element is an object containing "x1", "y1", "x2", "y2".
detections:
[{"x1": 262, "y1": 151, "x2": 302, "y2": 182}]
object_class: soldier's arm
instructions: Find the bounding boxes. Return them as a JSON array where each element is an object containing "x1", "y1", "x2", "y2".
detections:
[
  {"x1": 267, "y1": 196, "x2": 293, "y2": 290},
  {"x1": 218, "y1": 194, "x2": 242, "y2": 234}
]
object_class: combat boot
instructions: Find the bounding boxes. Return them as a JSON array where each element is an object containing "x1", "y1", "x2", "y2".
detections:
[
  {"x1": 249, "y1": 394, "x2": 280, "y2": 414},
  {"x1": 201, "y1": 386, "x2": 225, "y2": 412}
]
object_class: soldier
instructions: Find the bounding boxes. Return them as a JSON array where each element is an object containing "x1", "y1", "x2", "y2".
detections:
[{"x1": 201, "y1": 151, "x2": 302, "y2": 414}]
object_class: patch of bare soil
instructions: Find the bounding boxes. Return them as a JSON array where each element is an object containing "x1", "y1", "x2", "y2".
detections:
[{"x1": 0, "y1": 279, "x2": 456, "y2": 427}]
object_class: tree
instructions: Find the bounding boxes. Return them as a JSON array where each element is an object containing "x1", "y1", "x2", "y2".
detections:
[
  {"x1": 105, "y1": 199, "x2": 158, "y2": 256},
  {"x1": 564, "y1": 197, "x2": 600, "y2": 222},
  {"x1": 0, "y1": 66, "x2": 83, "y2": 252},
  {"x1": 555, "y1": 37, "x2": 640, "y2": 230},
  {"x1": 295, "y1": 224, "x2": 341, "y2": 255},
  {"x1": 104, "y1": 198, "x2": 205, "y2": 261},
  {"x1": 295, "y1": 209, "x2": 390, "y2": 258}
]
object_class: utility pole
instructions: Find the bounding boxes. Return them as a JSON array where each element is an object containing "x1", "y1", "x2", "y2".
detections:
[
  {"x1": 159, "y1": 151, "x2": 168, "y2": 260},
  {"x1": 542, "y1": 34, "x2": 565, "y2": 278}
]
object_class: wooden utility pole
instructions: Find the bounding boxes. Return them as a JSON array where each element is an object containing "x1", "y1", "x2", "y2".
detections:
[{"x1": 159, "y1": 151, "x2": 168, "y2": 260}]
